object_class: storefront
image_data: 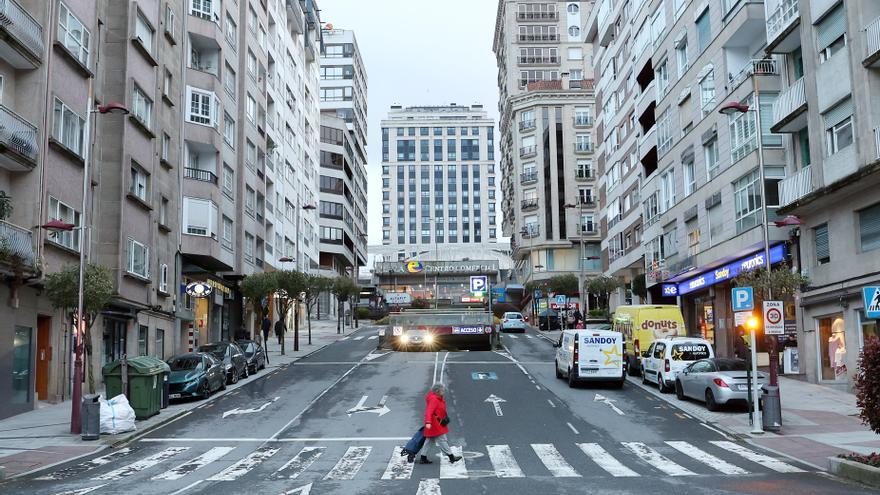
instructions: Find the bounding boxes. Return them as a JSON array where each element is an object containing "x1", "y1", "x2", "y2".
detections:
[
  {"x1": 183, "y1": 277, "x2": 234, "y2": 348},
  {"x1": 374, "y1": 260, "x2": 501, "y2": 306}
]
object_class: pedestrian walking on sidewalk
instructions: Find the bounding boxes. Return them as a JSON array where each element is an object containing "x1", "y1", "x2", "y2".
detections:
[
  {"x1": 275, "y1": 318, "x2": 285, "y2": 345},
  {"x1": 735, "y1": 326, "x2": 751, "y2": 362},
  {"x1": 413, "y1": 384, "x2": 462, "y2": 465},
  {"x1": 261, "y1": 317, "x2": 271, "y2": 349}
]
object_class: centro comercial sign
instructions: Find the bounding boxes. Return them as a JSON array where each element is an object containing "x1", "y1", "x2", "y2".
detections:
[{"x1": 376, "y1": 261, "x2": 499, "y2": 275}]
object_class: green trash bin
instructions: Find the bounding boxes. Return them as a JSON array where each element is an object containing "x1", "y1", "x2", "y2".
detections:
[{"x1": 101, "y1": 356, "x2": 170, "y2": 420}]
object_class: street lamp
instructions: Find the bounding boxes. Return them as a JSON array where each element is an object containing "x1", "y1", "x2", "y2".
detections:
[
  {"x1": 565, "y1": 201, "x2": 592, "y2": 314},
  {"x1": 745, "y1": 316, "x2": 763, "y2": 434}
]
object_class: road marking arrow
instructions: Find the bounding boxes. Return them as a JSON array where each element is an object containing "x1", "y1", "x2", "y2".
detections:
[
  {"x1": 346, "y1": 395, "x2": 391, "y2": 417},
  {"x1": 365, "y1": 351, "x2": 389, "y2": 362},
  {"x1": 485, "y1": 394, "x2": 506, "y2": 416},
  {"x1": 280, "y1": 483, "x2": 312, "y2": 495},
  {"x1": 223, "y1": 397, "x2": 280, "y2": 418},
  {"x1": 594, "y1": 393, "x2": 625, "y2": 416}
]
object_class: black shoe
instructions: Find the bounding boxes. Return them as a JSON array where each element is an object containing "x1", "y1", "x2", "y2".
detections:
[
  {"x1": 419, "y1": 455, "x2": 433, "y2": 464},
  {"x1": 400, "y1": 448, "x2": 408, "y2": 457},
  {"x1": 407, "y1": 453, "x2": 415, "y2": 463},
  {"x1": 448, "y1": 454, "x2": 462, "y2": 463}
]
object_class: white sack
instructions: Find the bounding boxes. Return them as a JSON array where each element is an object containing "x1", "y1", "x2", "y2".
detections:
[{"x1": 99, "y1": 394, "x2": 137, "y2": 434}]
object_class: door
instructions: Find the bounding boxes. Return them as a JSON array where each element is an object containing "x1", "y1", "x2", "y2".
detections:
[
  {"x1": 36, "y1": 317, "x2": 51, "y2": 401},
  {"x1": 650, "y1": 342, "x2": 666, "y2": 382}
]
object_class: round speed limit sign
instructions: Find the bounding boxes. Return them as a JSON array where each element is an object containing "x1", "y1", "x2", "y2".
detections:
[
  {"x1": 763, "y1": 301, "x2": 784, "y2": 335},
  {"x1": 766, "y1": 308, "x2": 782, "y2": 324}
]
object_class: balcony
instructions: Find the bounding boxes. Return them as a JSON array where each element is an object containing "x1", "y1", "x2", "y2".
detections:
[
  {"x1": 286, "y1": 0, "x2": 304, "y2": 34},
  {"x1": 0, "y1": 0, "x2": 44, "y2": 68},
  {"x1": 728, "y1": 59, "x2": 779, "y2": 91},
  {"x1": 575, "y1": 169, "x2": 594, "y2": 180},
  {"x1": 517, "y1": 34, "x2": 559, "y2": 43},
  {"x1": 519, "y1": 119, "x2": 536, "y2": 132},
  {"x1": 521, "y1": 198, "x2": 539, "y2": 211},
  {"x1": 765, "y1": 0, "x2": 801, "y2": 53},
  {"x1": 771, "y1": 77, "x2": 807, "y2": 133},
  {"x1": 574, "y1": 116, "x2": 593, "y2": 127},
  {"x1": 517, "y1": 11, "x2": 559, "y2": 21},
  {"x1": 578, "y1": 196, "x2": 596, "y2": 207},
  {"x1": 639, "y1": 126, "x2": 657, "y2": 161},
  {"x1": 579, "y1": 225, "x2": 597, "y2": 235},
  {"x1": 0, "y1": 104, "x2": 38, "y2": 171},
  {"x1": 518, "y1": 56, "x2": 560, "y2": 65},
  {"x1": 0, "y1": 220, "x2": 36, "y2": 274},
  {"x1": 520, "y1": 171, "x2": 538, "y2": 184},
  {"x1": 184, "y1": 167, "x2": 218, "y2": 184},
  {"x1": 519, "y1": 145, "x2": 537, "y2": 158},
  {"x1": 864, "y1": 16, "x2": 880, "y2": 68},
  {"x1": 574, "y1": 142, "x2": 593, "y2": 153},
  {"x1": 779, "y1": 165, "x2": 812, "y2": 207}
]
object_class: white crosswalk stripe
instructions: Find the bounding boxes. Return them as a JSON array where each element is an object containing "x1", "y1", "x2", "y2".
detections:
[
  {"x1": 368, "y1": 335, "x2": 379, "y2": 340},
  {"x1": 94, "y1": 447, "x2": 189, "y2": 480},
  {"x1": 531, "y1": 444, "x2": 580, "y2": 477},
  {"x1": 665, "y1": 441, "x2": 748, "y2": 475},
  {"x1": 526, "y1": 335, "x2": 534, "y2": 339},
  {"x1": 381, "y1": 446, "x2": 414, "y2": 480},
  {"x1": 487, "y1": 445, "x2": 525, "y2": 478},
  {"x1": 353, "y1": 336, "x2": 365, "y2": 341},
  {"x1": 622, "y1": 442, "x2": 695, "y2": 476},
  {"x1": 324, "y1": 446, "x2": 372, "y2": 480},
  {"x1": 711, "y1": 441, "x2": 805, "y2": 473},
  {"x1": 37, "y1": 448, "x2": 135, "y2": 480},
  {"x1": 416, "y1": 478, "x2": 441, "y2": 495},
  {"x1": 508, "y1": 335, "x2": 518, "y2": 339},
  {"x1": 577, "y1": 443, "x2": 639, "y2": 477},
  {"x1": 340, "y1": 337, "x2": 350, "y2": 341},
  {"x1": 152, "y1": 446, "x2": 235, "y2": 480},
  {"x1": 439, "y1": 446, "x2": 468, "y2": 479},
  {"x1": 274, "y1": 446, "x2": 325, "y2": 479},
  {"x1": 207, "y1": 446, "x2": 279, "y2": 481}
]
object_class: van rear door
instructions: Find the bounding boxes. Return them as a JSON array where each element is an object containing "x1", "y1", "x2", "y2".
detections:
[{"x1": 578, "y1": 331, "x2": 624, "y2": 378}]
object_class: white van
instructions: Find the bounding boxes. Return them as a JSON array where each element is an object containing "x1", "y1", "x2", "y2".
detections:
[
  {"x1": 642, "y1": 336, "x2": 714, "y2": 392},
  {"x1": 554, "y1": 329, "x2": 626, "y2": 388}
]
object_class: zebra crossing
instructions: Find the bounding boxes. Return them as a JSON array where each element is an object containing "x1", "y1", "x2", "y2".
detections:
[{"x1": 36, "y1": 439, "x2": 806, "y2": 488}]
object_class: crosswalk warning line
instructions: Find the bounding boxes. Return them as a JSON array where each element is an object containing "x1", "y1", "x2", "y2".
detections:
[
  {"x1": 710, "y1": 441, "x2": 805, "y2": 473},
  {"x1": 381, "y1": 446, "x2": 414, "y2": 480},
  {"x1": 487, "y1": 445, "x2": 525, "y2": 478},
  {"x1": 273, "y1": 446, "x2": 325, "y2": 480},
  {"x1": 416, "y1": 478, "x2": 441, "y2": 495},
  {"x1": 207, "y1": 447, "x2": 279, "y2": 481},
  {"x1": 354, "y1": 336, "x2": 365, "y2": 341},
  {"x1": 94, "y1": 447, "x2": 190, "y2": 481},
  {"x1": 152, "y1": 446, "x2": 235, "y2": 480},
  {"x1": 622, "y1": 442, "x2": 696, "y2": 476},
  {"x1": 324, "y1": 446, "x2": 372, "y2": 480},
  {"x1": 531, "y1": 444, "x2": 580, "y2": 477},
  {"x1": 665, "y1": 441, "x2": 748, "y2": 475},
  {"x1": 439, "y1": 446, "x2": 468, "y2": 479},
  {"x1": 38, "y1": 448, "x2": 136, "y2": 480},
  {"x1": 368, "y1": 335, "x2": 379, "y2": 340},
  {"x1": 577, "y1": 443, "x2": 639, "y2": 477},
  {"x1": 526, "y1": 335, "x2": 534, "y2": 339}
]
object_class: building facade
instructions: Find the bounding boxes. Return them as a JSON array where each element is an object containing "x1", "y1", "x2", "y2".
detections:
[
  {"x1": 494, "y1": 0, "x2": 601, "y2": 302},
  {"x1": 380, "y1": 104, "x2": 498, "y2": 256}
]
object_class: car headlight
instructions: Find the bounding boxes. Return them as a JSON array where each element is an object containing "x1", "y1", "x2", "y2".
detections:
[
  {"x1": 400, "y1": 334, "x2": 410, "y2": 343},
  {"x1": 424, "y1": 334, "x2": 434, "y2": 344}
]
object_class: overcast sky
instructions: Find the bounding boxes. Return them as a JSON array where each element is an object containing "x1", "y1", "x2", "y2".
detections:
[{"x1": 318, "y1": 0, "x2": 501, "y2": 245}]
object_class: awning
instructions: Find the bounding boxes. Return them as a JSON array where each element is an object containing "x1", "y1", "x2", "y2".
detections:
[{"x1": 662, "y1": 243, "x2": 788, "y2": 297}]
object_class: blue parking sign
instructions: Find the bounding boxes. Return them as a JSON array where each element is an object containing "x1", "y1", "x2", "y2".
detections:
[
  {"x1": 732, "y1": 287, "x2": 754, "y2": 312},
  {"x1": 470, "y1": 276, "x2": 488, "y2": 293}
]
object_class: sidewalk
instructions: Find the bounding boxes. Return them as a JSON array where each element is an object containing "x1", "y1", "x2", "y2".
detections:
[{"x1": 0, "y1": 318, "x2": 362, "y2": 480}]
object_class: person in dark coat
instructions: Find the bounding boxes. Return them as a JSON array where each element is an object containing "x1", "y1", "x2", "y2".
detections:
[
  {"x1": 275, "y1": 318, "x2": 285, "y2": 344},
  {"x1": 414, "y1": 384, "x2": 461, "y2": 465},
  {"x1": 734, "y1": 326, "x2": 751, "y2": 362},
  {"x1": 261, "y1": 317, "x2": 271, "y2": 348}
]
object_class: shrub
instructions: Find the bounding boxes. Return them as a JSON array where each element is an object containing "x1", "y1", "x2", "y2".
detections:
[
  {"x1": 855, "y1": 336, "x2": 880, "y2": 434},
  {"x1": 356, "y1": 307, "x2": 370, "y2": 319},
  {"x1": 838, "y1": 452, "x2": 880, "y2": 468}
]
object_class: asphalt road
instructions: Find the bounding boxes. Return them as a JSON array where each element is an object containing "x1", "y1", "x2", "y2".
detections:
[{"x1": 4, "y1": 324, "x2": 873, "y2": 495}]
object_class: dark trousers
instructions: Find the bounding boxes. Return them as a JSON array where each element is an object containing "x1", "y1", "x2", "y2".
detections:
[{"x1": 262, "y1": 331, "x2": 270, "y2": 347}]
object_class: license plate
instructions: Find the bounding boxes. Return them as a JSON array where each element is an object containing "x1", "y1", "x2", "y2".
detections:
[
  {"x1": 737, "y1": 385, "x2": 749, "y2": 391},
  {"x1": 169, "y1": 393, "x2": 181, "y2": 399},
  {"x1": 582, "y1": 368, "x2": 599, "y2": 374}
]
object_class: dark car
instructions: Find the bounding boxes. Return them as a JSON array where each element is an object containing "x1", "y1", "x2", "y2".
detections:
[
  {"x1": 167, "y1": 353, "x2": 226, "y2": 400},
  {"x1": 538, "y1": 308, "x2": 561, "y2": 331},
  {"x1": 197, "y1": 342, "x2": 248, "y2": 384},
  {"x1": 235, "y1": 339, "x2": 267, "y2": 374}
]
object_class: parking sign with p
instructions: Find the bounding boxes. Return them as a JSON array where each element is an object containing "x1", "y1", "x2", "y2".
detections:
[
  {"x1": 732, "y1": 287, "x2": 754, "y2": 312},
  {"x1": 470, "y1": 275, "x2": 488, "y2": 294}
]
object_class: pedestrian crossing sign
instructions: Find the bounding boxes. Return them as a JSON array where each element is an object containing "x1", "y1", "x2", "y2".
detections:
[{"x1": 864, "y1": 286, "x2": 880, "y2": 319}]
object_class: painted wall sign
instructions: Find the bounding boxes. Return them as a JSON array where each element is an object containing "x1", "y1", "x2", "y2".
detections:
[{"x1": 675, "y1": 244, "x2": 787, "y2": 296}]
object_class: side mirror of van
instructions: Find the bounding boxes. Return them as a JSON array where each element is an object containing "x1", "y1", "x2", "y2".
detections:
[{"x1": 641, "y1": 351, "x2": 650, "y2": 358}]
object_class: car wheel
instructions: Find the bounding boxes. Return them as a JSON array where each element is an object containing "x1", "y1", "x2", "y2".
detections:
[
  {"x1": 242, "y1": 366, "x2": 249, "y2": 379},
  {"x1": 230, "y1": 370, "x2": 239, "y2": 384},
  {"x1": 568, "y1": 368, "x2": 577, "y2": 388},
  {"x1": 220, "y1": 379, "x2": 227, "y2": 391},
  {"x1": 706, "y1": 389, "x2": 720, "y2": 412},
  {"x1": 641, "y1": 367, "x2": 649, "y2": 385},
  {"x1": 675, "y1": 380, "x2": 685, "y2": 400},
  {"x1": 658, "y1": 375, "x2": 670, "y2": 393},
  {"x1": 555, "y1": 360, "x2": 563, "y2": 379}
]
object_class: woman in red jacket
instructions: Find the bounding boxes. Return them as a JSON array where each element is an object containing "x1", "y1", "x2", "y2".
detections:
[{"x1": 418, "y1": 384, "x2": 462, "y2": 464}]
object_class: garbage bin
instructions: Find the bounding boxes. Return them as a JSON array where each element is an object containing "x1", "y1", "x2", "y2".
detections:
[
  {"x1": 80, "y1": 394, "x2": 101, "y2": 441},
  {"x1": 761, "y1": 385, "x2": 782, "y2": 432},
  {"x1": 102, "y1": 356, "x2": 169, "y2": 420}
]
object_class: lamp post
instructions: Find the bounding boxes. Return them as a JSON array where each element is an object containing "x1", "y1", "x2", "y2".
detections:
[{"x1": 745, "y1": 315, "x2": 764, "y2": 434}]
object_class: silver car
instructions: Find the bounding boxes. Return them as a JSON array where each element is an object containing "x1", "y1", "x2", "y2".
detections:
[
  {"x1": 674, "y1": 358, "x2": 767, "y2": 411},
  {"x1": 500, "y1": 312, "x2": 528, "y2": 333}
]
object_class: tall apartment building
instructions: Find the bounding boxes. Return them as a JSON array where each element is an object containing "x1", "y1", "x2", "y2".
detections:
[
  {"x1": 494, "y1": 0, "x2": 601, "y2": 293},
  {"x1": 0, "y1": 0, "x2": 323, "y2": 420},
  {"x1": 318, "y1": 27, "x2": 368, "y2": 304},
  {"x1": 380, "y1": 104, "x2": 498, "y2": 257},
  {"x1": 769, "y1": 0, "x2": 880, "y2": 389}
]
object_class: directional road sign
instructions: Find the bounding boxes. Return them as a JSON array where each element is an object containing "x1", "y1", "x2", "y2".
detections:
[
  {"x1": 732, "y1": 287, "x2": 754, "y2": 312},
  {"x1": 763, "y1": 301, "x2": 784, "y2": 335}
]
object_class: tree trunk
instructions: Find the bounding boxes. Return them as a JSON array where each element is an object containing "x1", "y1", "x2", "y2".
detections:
[
  {"x1": 294, "y1": 301, "x2": 300, "y2": 352},
  {"x1": 337, "y1": 299, "x2": 341, "y2": 334},
  {"x1": 307, "y1": 305, "x2": 313, "y2": 345}
]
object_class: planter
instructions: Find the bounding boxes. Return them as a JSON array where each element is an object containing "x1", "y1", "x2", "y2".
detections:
[{"x1": 828, "y1": 456, "x2": 880, "y2": 488}]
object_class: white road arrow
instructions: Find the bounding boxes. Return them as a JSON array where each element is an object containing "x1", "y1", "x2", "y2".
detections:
[
  {"x1": 280, "y1": 483, "x2": 312, "y2": 495},
  {"x1": 594, "y1": 393, "x2": 625, "y2": 416},
  {"x1": 365, "y1": 351, "x2": 389, "y2": 362},
  {"x1": 485, "y1": 394, "x2": 506, "y2": 416},
  {"x1": 346, "y1": 395, "x2": 391, "y2": 417},
  {"x1": 223, "y1": 397, "x2": 280, "y2": 418}
]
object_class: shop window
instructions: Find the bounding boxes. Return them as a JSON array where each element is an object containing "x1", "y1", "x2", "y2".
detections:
[
  {"x1": 12, "y1": 326, "x2": 32, "y2": 404},
  {"x1": 860, "y1": 311, "x2": 878, "y2": 350},
  {"x1": 818, "y1": 315, "x2": 847, "y2": 381}
]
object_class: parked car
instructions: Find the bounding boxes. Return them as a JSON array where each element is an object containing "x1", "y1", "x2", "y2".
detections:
[
  {"x1": 167, "y1": 353, "x2": 226, "y2": 400},
  {"x1": 500, "y1": 312, "x2": 528, "y2": 333},
  {"x1": 236, "y1": 339, "x2": 267, "y2": 374},
  {"x1": 641, "y1": 336, "x2": 714, "y2": 393},
  {"x1": 197, "y1": 342, "x2": 248, "y2": 384},
  {"x1": 554, "y1": 329, "x2": 626, "y2": 388},
  {"x1": 538, "y1": 308, "x2": 560, "y2": 331},
  {"x1": 675, "y1": 358, "x2": 768, "y2": 411}
]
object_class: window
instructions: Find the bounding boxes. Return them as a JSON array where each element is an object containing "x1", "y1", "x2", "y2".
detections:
[
  {"x1": 183, "y1": 197, "x2": 218, "y2": 236},
  {"x1": 817, "y1": 4, "x2": 846, "y2": 63},
  {"x1": 52, "y1": 97, "x2": 85, "y2": 156},
  {"x1": 224, "y1": 63, "x2": 236, "y2": 96},
  {"x1": 567, "y1": 3, "x2": 579, "y2": 14},
  {"x1": 705, "y1": 137, "x2": 720, "y2": 179},
  {"x1": 191, "y1": 0, "x2": 214, "y2": 19},
  {"x1": 159, "y1": 263, "x2": 168, "y2": 293},
  {"x1": 48, "y1": 197, "x2": 81, "y2": 251},
  {"x1": 687, "y1": 219, "x2": 700, "y2": 256},
  {"x1": 222, "y1": 165, "x2": 234, "y2": 196},
  {"x1": 186, "y1": 87, "x2": 217, "y2": 126},
  {"x1": 659, "y1": 169, "x2": 675, "y2": 212},
  {"x1": 244, "y1": 233, "x2": 254, "y2": 263},
  {"x1": 696, "y1": 9, "x2": 710, "y2": 52},
  {"x1": 225, "y1": 14, "x2": 237, "y2": 49},
  {"x1": 127, "y1": 238, "x2": 149, "y2": 278},
  {"x1": 58, "y1": 3, "x2": 91, "y2": 65},
  {"x1": 155, "y1": 329, "x2": 165, "y2": 359},
  {"x1": 814, "y1": 224, "x2": 830, "y2": 265},
  {"x1": 568, "y1": 25, "x2": 580, "y2": 37},
  {"x1": 138, "y1": 325, "x2": 148, "y2": 356},
  {"x1": 132, "y1": 85, "x2": 152, "y2": 129},
  {"x1": 699, "y1": 69, "x2": 715, "y2": 116},
  {"x1": 824, "y1": 98, "x2": 854, "y2": 155},
  {"x1": 733, "y1": 169, "x2": 761, "y2": 234},
  {"x1": 159, "y1": 197, "x2": 169, "y2": 226},
  {"x1": 161, "y1": 133, "x2": 171, "y2": 162},
  {"x1": 163, "y1": 69, "x2": 173, "y2": 99},
  {"x1": 651, "y1": 2, "x2": 666, "y2": 45},
  {"x1": 130, "y1": 164, "x2": 148, "y2": 201},
  {"x1": 246, "y1": 94, "x2": 256, "y2": 123},
  {"x1": 859, "y1": 203, "x2": 880, "y2": 253},
  {"x1": 224, "y1": 112, "x2": 235, "y2": 145},
  {"x1": 222, "y1": 216, "x2": 233, "y2": 250},
  {"x1": 247, "y1": 49, "x2": 257, "y2": 77},
  {"x1": 656, "y1": 59, "x2": 669, "y2": 96},
  {"x1": 135, "y1": 12, "x2": 154, "y2": 53},
  {"x1": 675, "y1": 35, "x2": 688, "y2": 78},
  {"x1": 245, "y1": 186, "x2": 256, "y2": 216},
  {"x1": 683, "y1": 160, "x2": 695, "y2": 196}
]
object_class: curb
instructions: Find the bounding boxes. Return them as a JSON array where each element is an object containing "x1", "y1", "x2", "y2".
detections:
[{"x1": 828, "y1": 456, "x2": 880, "y2": 488}]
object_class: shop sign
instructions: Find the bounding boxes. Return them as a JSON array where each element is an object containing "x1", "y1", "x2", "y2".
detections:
[
  {"x1": 185, "y1": 281, "x2": 213, "y2": 298},
  {"x1": 386, "y1": 292, "x2": 412, "y2": 305},
  {"x1": 205, "y1": 279, "x2": 231, "y2": 295},
  {"x1": 675, "y1": 244, "x2": 787, "y2": 296},
  {"x1": 662, "y1": 284, "x2": 678, "y2": 296}
]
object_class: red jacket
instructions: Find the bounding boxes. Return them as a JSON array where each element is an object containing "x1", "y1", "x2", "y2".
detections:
[{"x1": 424, "y1": 391, "x2": 449, "y2": 437}]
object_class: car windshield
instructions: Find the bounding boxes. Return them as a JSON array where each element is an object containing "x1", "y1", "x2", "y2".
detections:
[
  {"x1": 671, "y1": 343, "x2": 711, "y2": 361},
  {"x1": 239, "y1": 343, "x2": 255, "y2": 356},
  {"x1": 198, "y1": 345, "x2": 226, "y2": 359},
  {"x1": 715, "y1": 359, "x2": 748, "y2": 372},
  {"x1": 505, "y1": 313, "x2": 522, "y2": 319},
  {"x1": 168, "y1": 357, "x2": 203, "y2": 371},
  {"x1": 584, "y1": 323, "x2": 612, "y2": 330}
]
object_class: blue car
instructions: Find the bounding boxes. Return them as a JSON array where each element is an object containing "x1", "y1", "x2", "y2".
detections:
[{"x1": 167, "y1": 353, "x2": 226, "y2": 400}]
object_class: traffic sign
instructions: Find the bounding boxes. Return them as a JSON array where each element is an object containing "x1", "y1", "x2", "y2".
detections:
[
  {"x1": 763, "y1": 301, "x2": 784, "y2": 335},
  {"x1": 470, "y1": 275, "x2": 488, "y2": 293},
  {"x1": 864, "y1": 286, "x2": 880, "y2": 319},
  {"x1": 556, "y1": 295, "x2": 567, "y2": 305},
  {"x1": 732, "y1": 287, "x2": 754, "y2": 312},
  {"x1": 534, "y1": 289, "x2": 543, "y2": 299},
  {"x1": 734, "y1": 311, "x2": 752, "y2": 327}
]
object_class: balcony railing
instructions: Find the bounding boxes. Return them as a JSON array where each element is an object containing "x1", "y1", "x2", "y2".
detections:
[
  {"x1": 517, "y1": 34, "x2": 559, "y2": 42},
  {"x1": 517, "y1": 11, "x2": 558, "y2": 21},
  {"x1": 766, "y1": 0, "x2": 799, "y2": 48},
  {"x1": 574, "y1": 116, "x2": 593, "y2": 127},
  {"x1": 519, "y1": 145, "x2": 537, "y2": 157},
  {"x1": 771, "y1": 77, "x2": 807, "y2": 132},
  {"x1": 0, "y1": 103, "x2": 38, "y2": 168},
  {"x1": 779, "y1": 165, "x2": 812, "y2": 207},
  {"x1": 184, "y1": 167, "x2": 218, "y2": 184},
  {"x1": 578, "y1": 196, "x2": 595, "y2": 206},
  {"x1": 865, "y1": 16, "x2": 880, "y2": 66},
  {"x1": 579, "y1": 225, "x2": 597, "y2": 235},
  {"x1": 521, "y1": 198, "x2": 539, "y2": 210},
  {"x1": 575, "y1": 142, "x2": 593, "y2": 153},
  {"x1": 0, "y1": 220, "x2": 35, "y2": 269},
  {"x1": 520, "y1": 171, "x2": 538, "y2": 184},
  {"x1": 728, "y1": 59, "x2": 779, "y2": 90},
  {"x1": 575, "y1": 169, "x2": 594, "y2": 180},
  {"x1": 0, "y1": 0, "x2": 44, "y2": 65},
  {"x1": 519, "y1": 119, "x2": 536, "y2": 131},
  {"x1": 518, "y1": 56, "x2": 560, "y2": 65}
]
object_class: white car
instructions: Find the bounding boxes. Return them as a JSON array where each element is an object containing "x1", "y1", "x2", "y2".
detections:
[
  {"x1": 554, "y1": 329, "x2": 626, "y2": 388},
  {"x1": 500, "y1": 312, "x2": 528, "y2": 332},
  {"x1": 641, "y1": 337, "x2": 714, "y2": 393}
]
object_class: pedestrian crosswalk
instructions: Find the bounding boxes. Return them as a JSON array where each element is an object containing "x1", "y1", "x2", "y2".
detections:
[{"x1": 35, "y1": 438, "x2": 807, "y2": 489}]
